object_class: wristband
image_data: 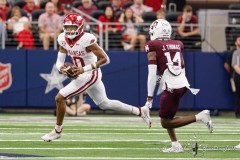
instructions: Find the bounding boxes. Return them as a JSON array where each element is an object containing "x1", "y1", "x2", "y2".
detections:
[
  {"x1": 83, "y1": 64, "x2": 92, "y2": 72},
  {"x1": 83, "y1": 63, "x2": 97, "y2": 72}
]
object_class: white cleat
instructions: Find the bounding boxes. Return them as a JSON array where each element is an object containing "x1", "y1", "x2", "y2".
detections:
[
  {"x1": 140, "y1": 106, "x2": 152, "y2": 128},
  {"x1": 235, "y1": 144, "x2": 240, "y2": 149},
  {"x1": 162, "y1": 146, "x2": 184, "y2": 153},
  {"x1": 41, "y1": 129, "x2": 62, "y2": 142},
  {"x1": 197, "y1": 110, "x2": 213, "y2": 133}
]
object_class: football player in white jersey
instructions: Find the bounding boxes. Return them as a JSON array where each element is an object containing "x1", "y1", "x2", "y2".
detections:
[{"x1": 41, "y1": 13, "x2": 151, "y2": 142}]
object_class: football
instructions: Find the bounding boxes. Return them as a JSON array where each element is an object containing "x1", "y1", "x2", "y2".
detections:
[
  {"x1": 64, "y1": 62, "x2": 75, "y2": 68},
  {"x1": 63, "y1": 62, "x2": 76, "y2": 78}
]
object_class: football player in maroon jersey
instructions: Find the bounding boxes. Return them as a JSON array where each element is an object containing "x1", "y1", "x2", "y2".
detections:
[{"x1": 144, "y1": 19, "x2": 213, "y2": 152}]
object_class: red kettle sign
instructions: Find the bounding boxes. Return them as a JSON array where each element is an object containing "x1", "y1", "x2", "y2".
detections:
[{"x1": 0, "y1": 63, "x2": 12, "y2": 93}]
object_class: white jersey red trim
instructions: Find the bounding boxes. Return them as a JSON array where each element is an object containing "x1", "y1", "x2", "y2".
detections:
[
  {"x1": 57, "y1": 32, "x2": 97, "y2": 68},
  {"x1": 65, "y1": 70, "x2": 98, "y2": 99}
]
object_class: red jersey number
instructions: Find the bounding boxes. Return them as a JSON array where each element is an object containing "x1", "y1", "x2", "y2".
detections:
[{"x1": 72, "y1": 57, "x2": 85, "y2": 67}]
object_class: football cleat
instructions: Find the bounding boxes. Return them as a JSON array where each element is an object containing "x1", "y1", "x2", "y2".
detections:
[
  {"x1": 197, "y1": 110, "x2": 213, "y2": 133},
  {"x1": 139, "y1": 106, "x2": 152, "y2": 128},
  {"x1": 41, "y1": 129, "x2": 62, "y2": 142},
  {"x1": 235, "y1": 144, "x2": 240, "y2": 149},
  {"x1": 162, "y1": 146, "x2": 184, "y2": 153}
]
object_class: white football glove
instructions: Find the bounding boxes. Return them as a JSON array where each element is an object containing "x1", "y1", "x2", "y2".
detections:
[{"x1": 145, "y1": 99, "x2": 153, "y2": 109}]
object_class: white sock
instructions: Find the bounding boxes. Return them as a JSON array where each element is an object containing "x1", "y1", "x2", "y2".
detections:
[
  {"x1": 132, "y1": 107, "x2": 140, "y2": 116},
  {"x1": 99, "y1": 100, "x2": 140, "y2": 115},
  {"x1": 195, "y1": 113, "x2": 201, "y2": 122},
  {"x1": 55, "y1": 124, "x2": 62, "y2": 132},
  {"x1": 114, "y1": 101, "x2": 139, "y2": 115}
]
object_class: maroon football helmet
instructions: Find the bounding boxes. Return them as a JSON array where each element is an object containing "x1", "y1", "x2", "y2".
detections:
[{"x1": 63, "y1": 13, "x2": 84, "y2": 39}]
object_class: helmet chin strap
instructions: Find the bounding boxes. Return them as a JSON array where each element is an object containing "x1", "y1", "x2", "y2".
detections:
[
  {"x1": 67, "y1": 35, "x2": 77, "y2": 39},
  {"x1": 66, "y1": 31, "x2": 81, "y2": 40}
]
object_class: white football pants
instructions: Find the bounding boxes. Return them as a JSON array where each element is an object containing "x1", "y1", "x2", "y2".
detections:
[{"x1": 59, "y1": 69, "x2": 139, "y2": 115}]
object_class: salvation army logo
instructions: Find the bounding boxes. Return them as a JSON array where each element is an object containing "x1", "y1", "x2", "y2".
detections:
[{"x1": 0, "y1": 63, "x2": 12, "y2": 93}]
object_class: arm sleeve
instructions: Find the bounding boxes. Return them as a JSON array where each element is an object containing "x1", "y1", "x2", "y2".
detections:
[
  {"x1": 56, "y1": 52, "x2": 66, "y2": 71},
  {"x1": 147, "y1": 64, "x2": 157, "y2": 97}
]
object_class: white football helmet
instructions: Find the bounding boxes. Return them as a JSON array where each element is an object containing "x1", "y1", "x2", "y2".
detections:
[
  {"x1": 63, "y1": 13, "x2": 84, "y2": 39},
  {"x1": 149, "y1": 19, "x2": 172, "y2": 40}
]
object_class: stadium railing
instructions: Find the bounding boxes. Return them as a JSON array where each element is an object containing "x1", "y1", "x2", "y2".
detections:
[
  {"x1": 1, "y1": 9, "x2": 240, "y2": 52},
  {"x1": 0, "y1": 21, "x2": 202, "y2": 51}
]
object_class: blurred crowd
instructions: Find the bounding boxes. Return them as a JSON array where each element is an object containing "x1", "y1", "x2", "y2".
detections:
[{"x1": 0, "y1": 0, "x2": 202, "y2": 51}]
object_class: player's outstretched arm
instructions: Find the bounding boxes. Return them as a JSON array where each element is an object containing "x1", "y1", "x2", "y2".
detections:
[
  {"x1": 145, "y1": 51, "x2": 157, "y2": 109},
  {"x1": 85, "y1": 43, "x2": 110, "y2": 70}
]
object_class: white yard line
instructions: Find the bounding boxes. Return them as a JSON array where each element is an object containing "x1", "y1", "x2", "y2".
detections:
[
  {"x1": 0, "y1": 123, "x2": 240, "y2": 127},
  {"x1": 0, "y1": 148, "x2": 159, "y2": 150},
  {"x1": 0, "y1": 128, "x2": 239, "y2": 131},
  {"x1": 15, "y1": 158, "x2": 240, "y2": 160},
  {"x1": 0, "y1": 118, "x2": 239, "y2": 124},
  {"x1": 0, "y1": 126, "x2": 240, "y2": 132},
  {"x1": 0, "y1": 139, "x2": 239, "y2": 142},
  {"x1": 0, "y1": 158, "x2": 238, "y2": 160},
  {"x1": 0, "y1": 132, "x2": 239, "y2": 135},
  {"x1": 0, "y1": 147, "x2": 238, "y2": 152}
]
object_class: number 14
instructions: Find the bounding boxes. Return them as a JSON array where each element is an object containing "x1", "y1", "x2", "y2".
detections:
[{"x1": 164, "y1": 52, "x2": 181, "y2": 66}]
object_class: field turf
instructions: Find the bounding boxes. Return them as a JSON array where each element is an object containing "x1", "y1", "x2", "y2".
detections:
[{"x1": 0, "y1": 113, "x2": 239, "y2": 159}]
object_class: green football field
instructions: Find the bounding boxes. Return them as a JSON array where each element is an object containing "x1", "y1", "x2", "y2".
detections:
[{"x1": 0, "y1": 113, "x2": 239, "y2": 159}]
